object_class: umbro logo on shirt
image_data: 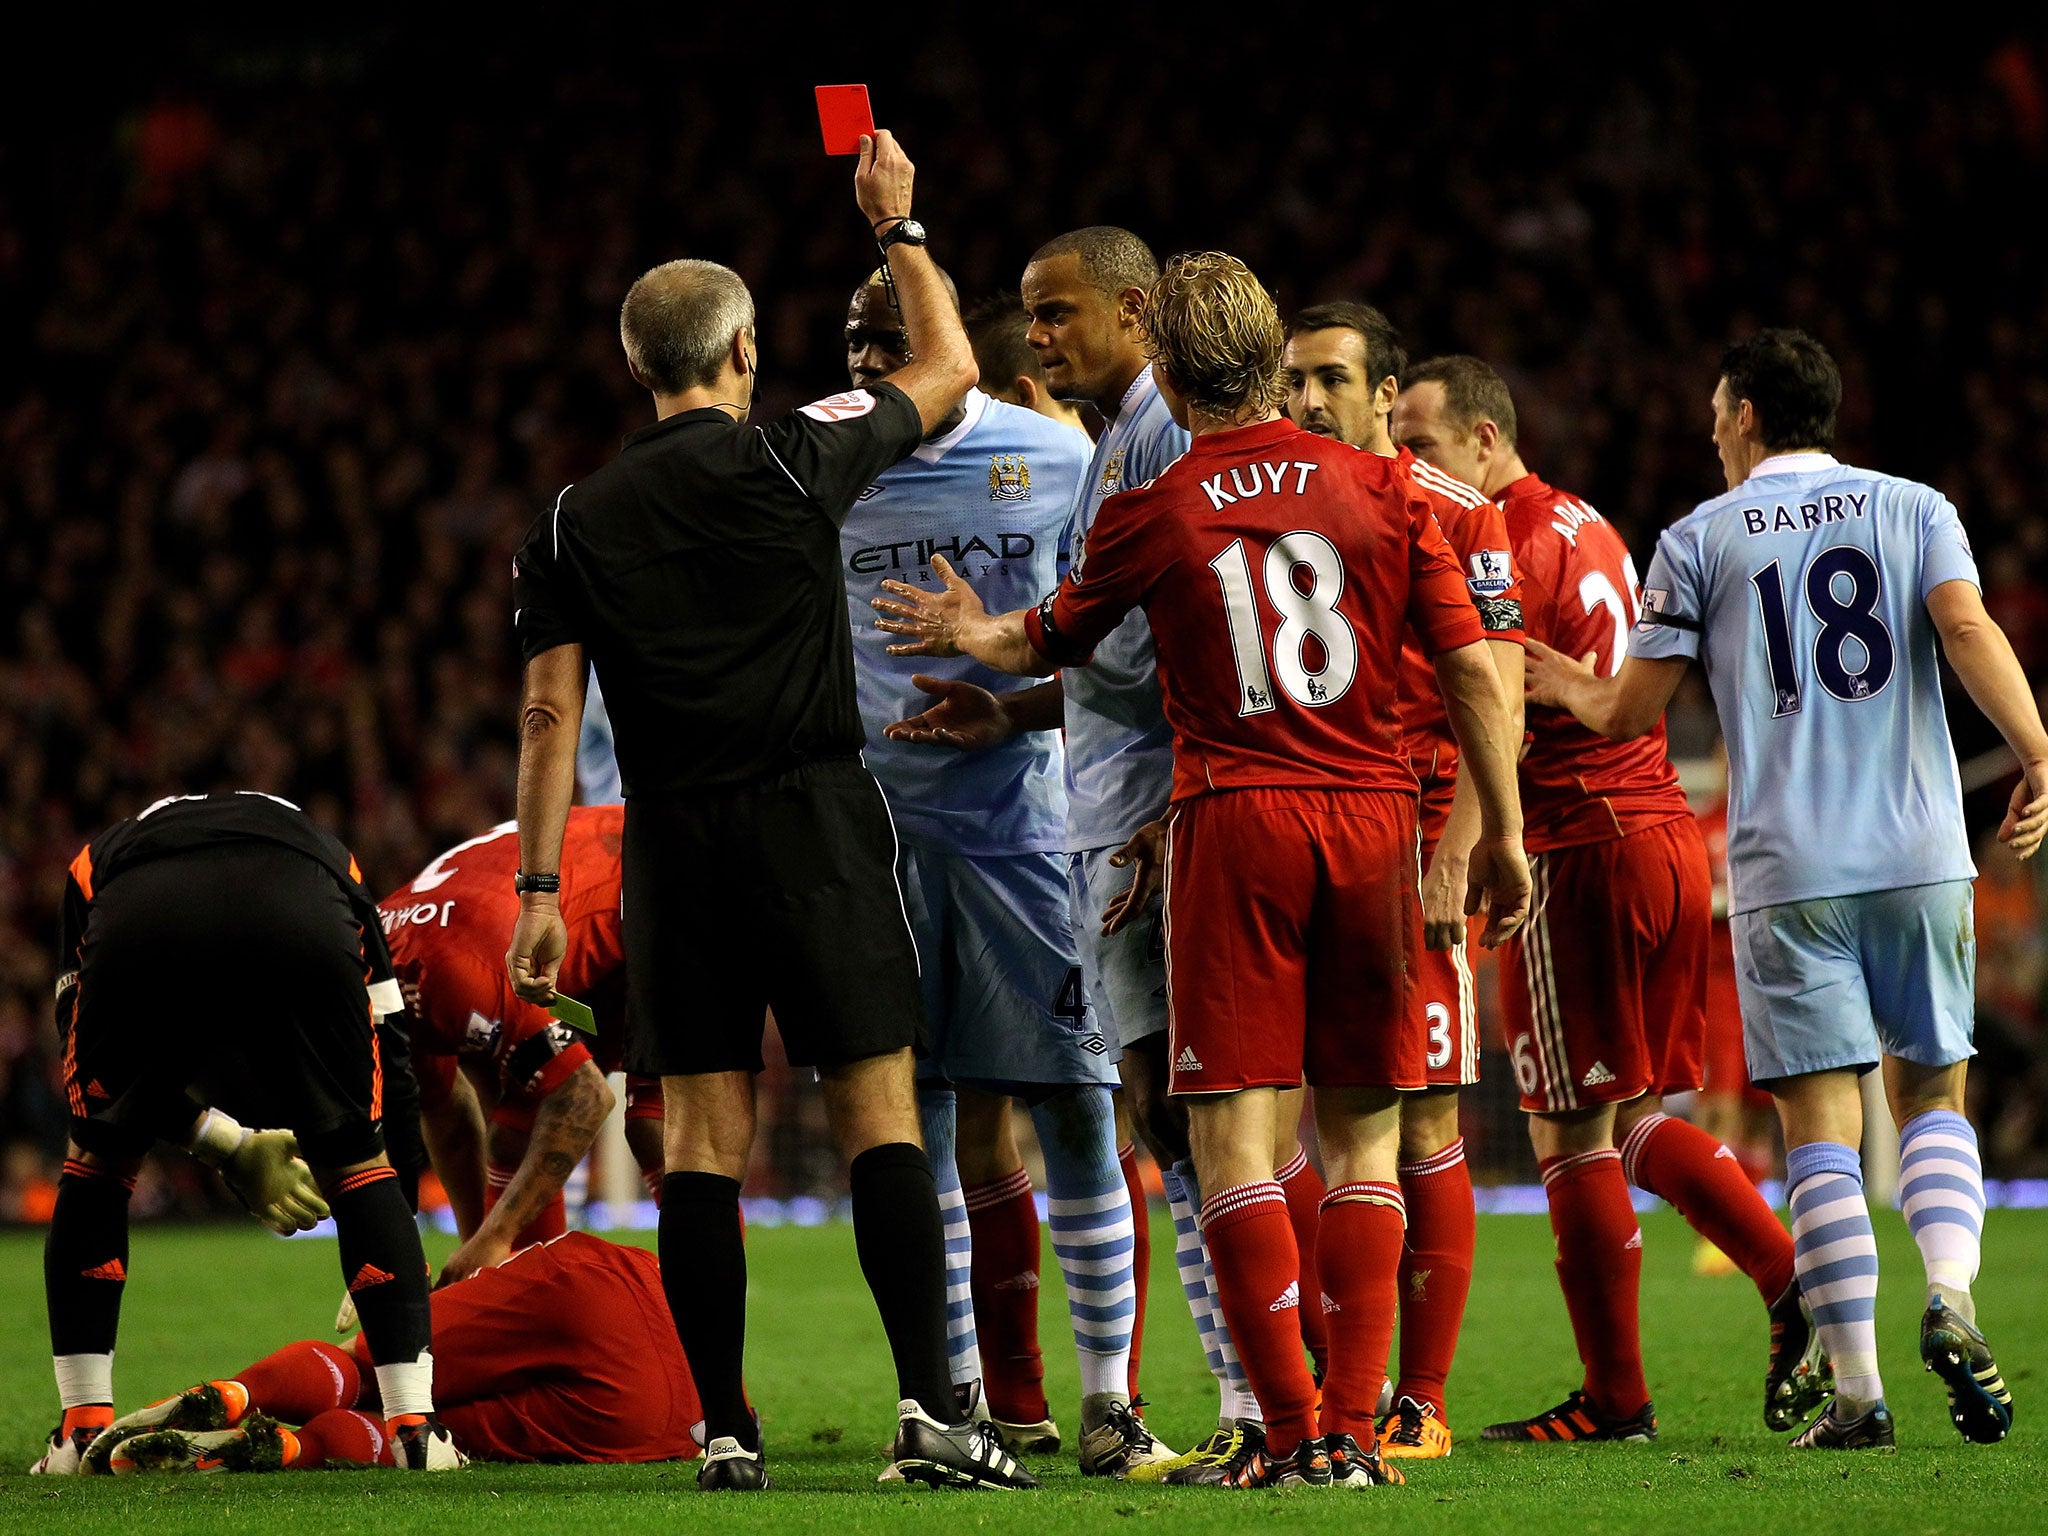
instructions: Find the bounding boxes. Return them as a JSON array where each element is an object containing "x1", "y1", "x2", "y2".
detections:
[
  {"x1": 1176, "y1": 1047, "x2": 1203, "y2": 1073},
  {"x1": 1269, "y1": 1281, "x2": 1300, "y2": 1312},
  {"x1": 1582, "y1": 1061, "x2": 1617, "y2": 1087}
]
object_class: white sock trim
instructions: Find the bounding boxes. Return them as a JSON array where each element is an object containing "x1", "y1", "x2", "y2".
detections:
[
  {"x1": 374, "y1": 1351, "x2": 436, "y2": 1419},
  {"x1": 55, "y1": 1353, "x2": 113, "y2": 1409}
]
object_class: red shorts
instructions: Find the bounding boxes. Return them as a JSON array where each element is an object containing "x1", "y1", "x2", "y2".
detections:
[
  {"x1": 1412, "y1": 765, "x2": 1478, "y2": 1086},
  {"x1": 1702, "y1": 920, "x2": 1770, "y2": 1108},
  {"x1": 1498, "y1": 817, "x2": 1709, "y2": 1114},
  {"x1": 1413, "y1": 934, "x2": 1480, "y2": 1086},
  {"x1": 356, "y1": 1232, "x2": 698, "y2": 1462},
  {"x1": 1165, "y1": 787, "x2": 1422, "y2": 1094}
]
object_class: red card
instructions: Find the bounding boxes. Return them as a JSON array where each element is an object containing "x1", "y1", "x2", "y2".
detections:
[{"x1": 815, "y1": 84, "x2": 874, "y2": 156}]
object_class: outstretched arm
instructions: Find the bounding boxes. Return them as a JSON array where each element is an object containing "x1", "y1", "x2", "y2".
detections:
[
  {"x1": 871, "y1": 554, "x2": 1057, "y2": 676},
  {"x1": 437, "y1": 1061, "x2": 614, "y2": 1286},
  {"x1": 1929, "y1": 579, "x2": 2048, "y2": 858},
  {"x1": 884, "y1": 676, "x2": 1066, "y2": 751},
  {"x1": 1523, "y1": 640, "x2": 1688, "y2": 741}
]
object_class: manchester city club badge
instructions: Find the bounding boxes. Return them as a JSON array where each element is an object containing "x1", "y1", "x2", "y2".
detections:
[{"x1": 988, "y1": 454, "x2": 1031, "y2": 500}]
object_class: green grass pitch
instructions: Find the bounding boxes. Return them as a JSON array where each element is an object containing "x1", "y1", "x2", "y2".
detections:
[{"x1": 1, "y1": 1208, "x2": 2042, "y2": 1534}]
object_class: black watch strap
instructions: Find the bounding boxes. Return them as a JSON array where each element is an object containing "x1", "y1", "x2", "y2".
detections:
[{"x1": 513, "y1": 870, "x2": 561, "y2": 895}]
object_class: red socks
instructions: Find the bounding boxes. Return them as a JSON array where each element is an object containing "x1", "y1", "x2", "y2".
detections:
[
  {"x1": 483, "y1": 1166, "x2": 567, "y2": 1247},
  {"x1": 1543, "y1": 1149, "x2": 1648, "y2": 1417},
  {"x1": 1201, "y1": 1182, "x2": 1318, "y2": 1457},
  {"x1": 1276, "y1": 1148, "x2": 1328, "y2": 1379},
  {"x1": 964, "y1": 1168, "x2": 1047, "y2": 1424},
  {"x1": 1622, "y1": 1112, "x2": 1794, "y2": 1303},
  {"x1": 1396, "y1": 1138, "x2": 1476, "y2": 1415},
  {"x1": 1317, "y1": 1183, "x2": 1406, "y2": 1449},
  {"x1": 1118, "y1": 1142, "x2": 1151, "y2": 1403},
  {"x1": 283, "y1": 1409, "x2": 394, "y2": 1468},
  {"x1": 232, "y1": 1339, "x2": 361, "y2": 1422}
]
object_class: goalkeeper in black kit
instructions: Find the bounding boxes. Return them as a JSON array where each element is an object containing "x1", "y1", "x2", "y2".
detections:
[{"x1": 33, "y1": 791, "x2": 462, "y2": 1475}]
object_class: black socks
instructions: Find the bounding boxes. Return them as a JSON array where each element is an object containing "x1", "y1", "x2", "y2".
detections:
[
  {"x1": 46, "y1": 1160, "x2": 133, "y2": 1358},
  {"x1": 330, "y1": 1167, "x2": 431, "y2": 1366},
  {"x1": 849, "y1": 1141, "x2": 956, "y2": 1423},
  {"x1": 661, "y1": 1170, "x2": 755, "y2": 1450}
]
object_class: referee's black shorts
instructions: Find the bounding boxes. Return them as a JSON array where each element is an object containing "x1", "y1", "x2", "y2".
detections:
[
  {"x1": 66, "y1": 842, "x2": 387, "y2": 1166},
  {"x1": 623, "y1": 756, "x2": 925, "y2": 1076}
]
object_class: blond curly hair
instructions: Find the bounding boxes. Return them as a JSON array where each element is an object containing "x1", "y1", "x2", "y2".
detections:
[{"x1": 1141, "y1": 252, "x2": 1288, "y2": 423}]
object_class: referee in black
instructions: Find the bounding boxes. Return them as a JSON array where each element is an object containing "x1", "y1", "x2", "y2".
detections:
[{"x1": 504, "y1": 132, "x2": 1033, "y2": 1493}]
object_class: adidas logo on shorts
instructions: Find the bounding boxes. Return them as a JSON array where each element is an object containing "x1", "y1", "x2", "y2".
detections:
[
  {"x1": 1175, "y1": 1047, "x2": 1203, "y2": 1073},
  {"x1": 1270, "y1": 1280, "x2": 1300, "y2": 1312},
  {"x1": 1581, "y1": 1060, "x2": 1617, "y2": 1087},
  {"x1": 1321, "y1": 1291, "x2": 1341, "y2": 1315},
  {"x1": 1625, "y1": 1229, "x2": 1643, "y2": 1251}
]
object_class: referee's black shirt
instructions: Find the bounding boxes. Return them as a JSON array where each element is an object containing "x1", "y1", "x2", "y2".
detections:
[{"x1": 513, "y1": 382, "x2": 924, "y2": 796}]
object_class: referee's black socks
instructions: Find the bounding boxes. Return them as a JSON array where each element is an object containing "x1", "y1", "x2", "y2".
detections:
[
  {"x1": 330, "y1": 1166, "x2": 435, "y2": 1417},
  {"x1": 47, "y1": 1158, "x2": 134, "y2": 1426},
  {"x1": 661, "y1": 1170, "x2": 756, "y2": 1451},
  {"x1": 849, "y1": 1141, "x2": 958, "y2": 1424}
]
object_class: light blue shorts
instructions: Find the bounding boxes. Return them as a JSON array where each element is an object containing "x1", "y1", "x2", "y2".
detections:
[
  {"x1": 1069, "y1": 843, "x2": 1170, "y2": 1051},
  {"x1": 1731, "y1": 879, "x2": 1976, "y2": 1085},
  {"x1": 900, "y1": 839, "x2": 1116, "y2": 1088}
]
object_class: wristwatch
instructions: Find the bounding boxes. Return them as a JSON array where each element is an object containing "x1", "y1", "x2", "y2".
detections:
[
  {"x1": 513, "y1": 870, "x2": 561, "y2": 895},
  {"x1": 876, "y1": 217, "x2": 927, "y2": 253}
]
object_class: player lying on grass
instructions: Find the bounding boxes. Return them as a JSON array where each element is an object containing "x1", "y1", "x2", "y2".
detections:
[
  {"x1": 380, "y1": 806, "x2": 661, "y2": 1283},
  {"x1": 77, "y1": 1232, "x2": 702, "y2": 1473},
  {"x1": 877, "y1": 251, "x2": 1531, "y2": 1488},
  {"x1": 39, "y1": 791, "x2": 461, "y2": 1473},
  {"x1": 1528, "y1": 328, "x2": 2048, "y2": 1450}
]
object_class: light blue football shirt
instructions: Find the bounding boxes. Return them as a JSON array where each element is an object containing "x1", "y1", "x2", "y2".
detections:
[
  {"x1": 576, "y1": 669, "x2": 624, "y2": 805},
  {"x1": 1061, "y1": 365, "x2": 1190, "y2": 852},
  {"x1": 842, "y1": 390, "x2": 1090, "y2": 855},
  {"x1": 1630, "y1": 452, "x2": 1980, "y2": 914}
]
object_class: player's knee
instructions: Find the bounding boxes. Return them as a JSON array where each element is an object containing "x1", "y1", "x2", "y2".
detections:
[
  {"x1": 1398, "y1": 1090, "x2": 1462, "y2": 1162},
  {"x1": 1526, "y1": 1105, "x2": 1615, "y2": 1161}
]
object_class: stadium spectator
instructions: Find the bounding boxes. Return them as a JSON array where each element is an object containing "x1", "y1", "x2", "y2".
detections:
[{"x1": 6, "y1": 22, "x2": 2048, "y2": 1212}]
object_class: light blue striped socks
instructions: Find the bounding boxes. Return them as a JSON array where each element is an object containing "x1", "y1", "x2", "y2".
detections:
[
  {"x1": 1031, "y1": 1086, "x2": 1137, "y2": 1400},
  {"x1": 1786, "y1": 1139, "x2": 1883, "y2": 1415},
  {"x1": 1164, "y1": 1157, "x2": 1261, "y2": 1424},
  {"x1": 1898, "y1": 1109, "x2": 1984, "y2": 1324},
  {"x1": 918, "y1": 1087, "x2": 983, "y2": 1389}
]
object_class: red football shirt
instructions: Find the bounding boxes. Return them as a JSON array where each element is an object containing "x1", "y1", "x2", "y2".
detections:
[
  {"x1": 355, "y1": 1232, "x2": 701, "y2": 1463},
  {"x1": 379, "y1": 805, "x2": 628, "y2": 1105},
  {"x1": 1394, "y1": 446, "x2": 1525, "y2": 799},
  {"x1": 1027, "y1": 417, "x2": 1484, "y2": 802},
  {"x1": 1497, "y1": 472, "x2": 1690, "y2": 852}
]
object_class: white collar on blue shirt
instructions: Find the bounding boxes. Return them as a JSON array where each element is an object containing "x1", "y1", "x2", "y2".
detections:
[
  {"x1": 910, "y1": 388, "x2": 990, "y2": 465},
  {"x1": 1746, "y1": 450, "x2": 1838, "y2": 481}
]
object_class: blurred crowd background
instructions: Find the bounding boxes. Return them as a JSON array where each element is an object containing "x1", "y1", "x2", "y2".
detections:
[{"x1": 4, "y1": 14, "x2": 2045, "y2": 1222}]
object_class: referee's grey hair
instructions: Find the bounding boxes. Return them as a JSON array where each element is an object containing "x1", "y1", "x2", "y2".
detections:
[{"x1": 620, "y1": 260, "x2": 757, "y2": 395}]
